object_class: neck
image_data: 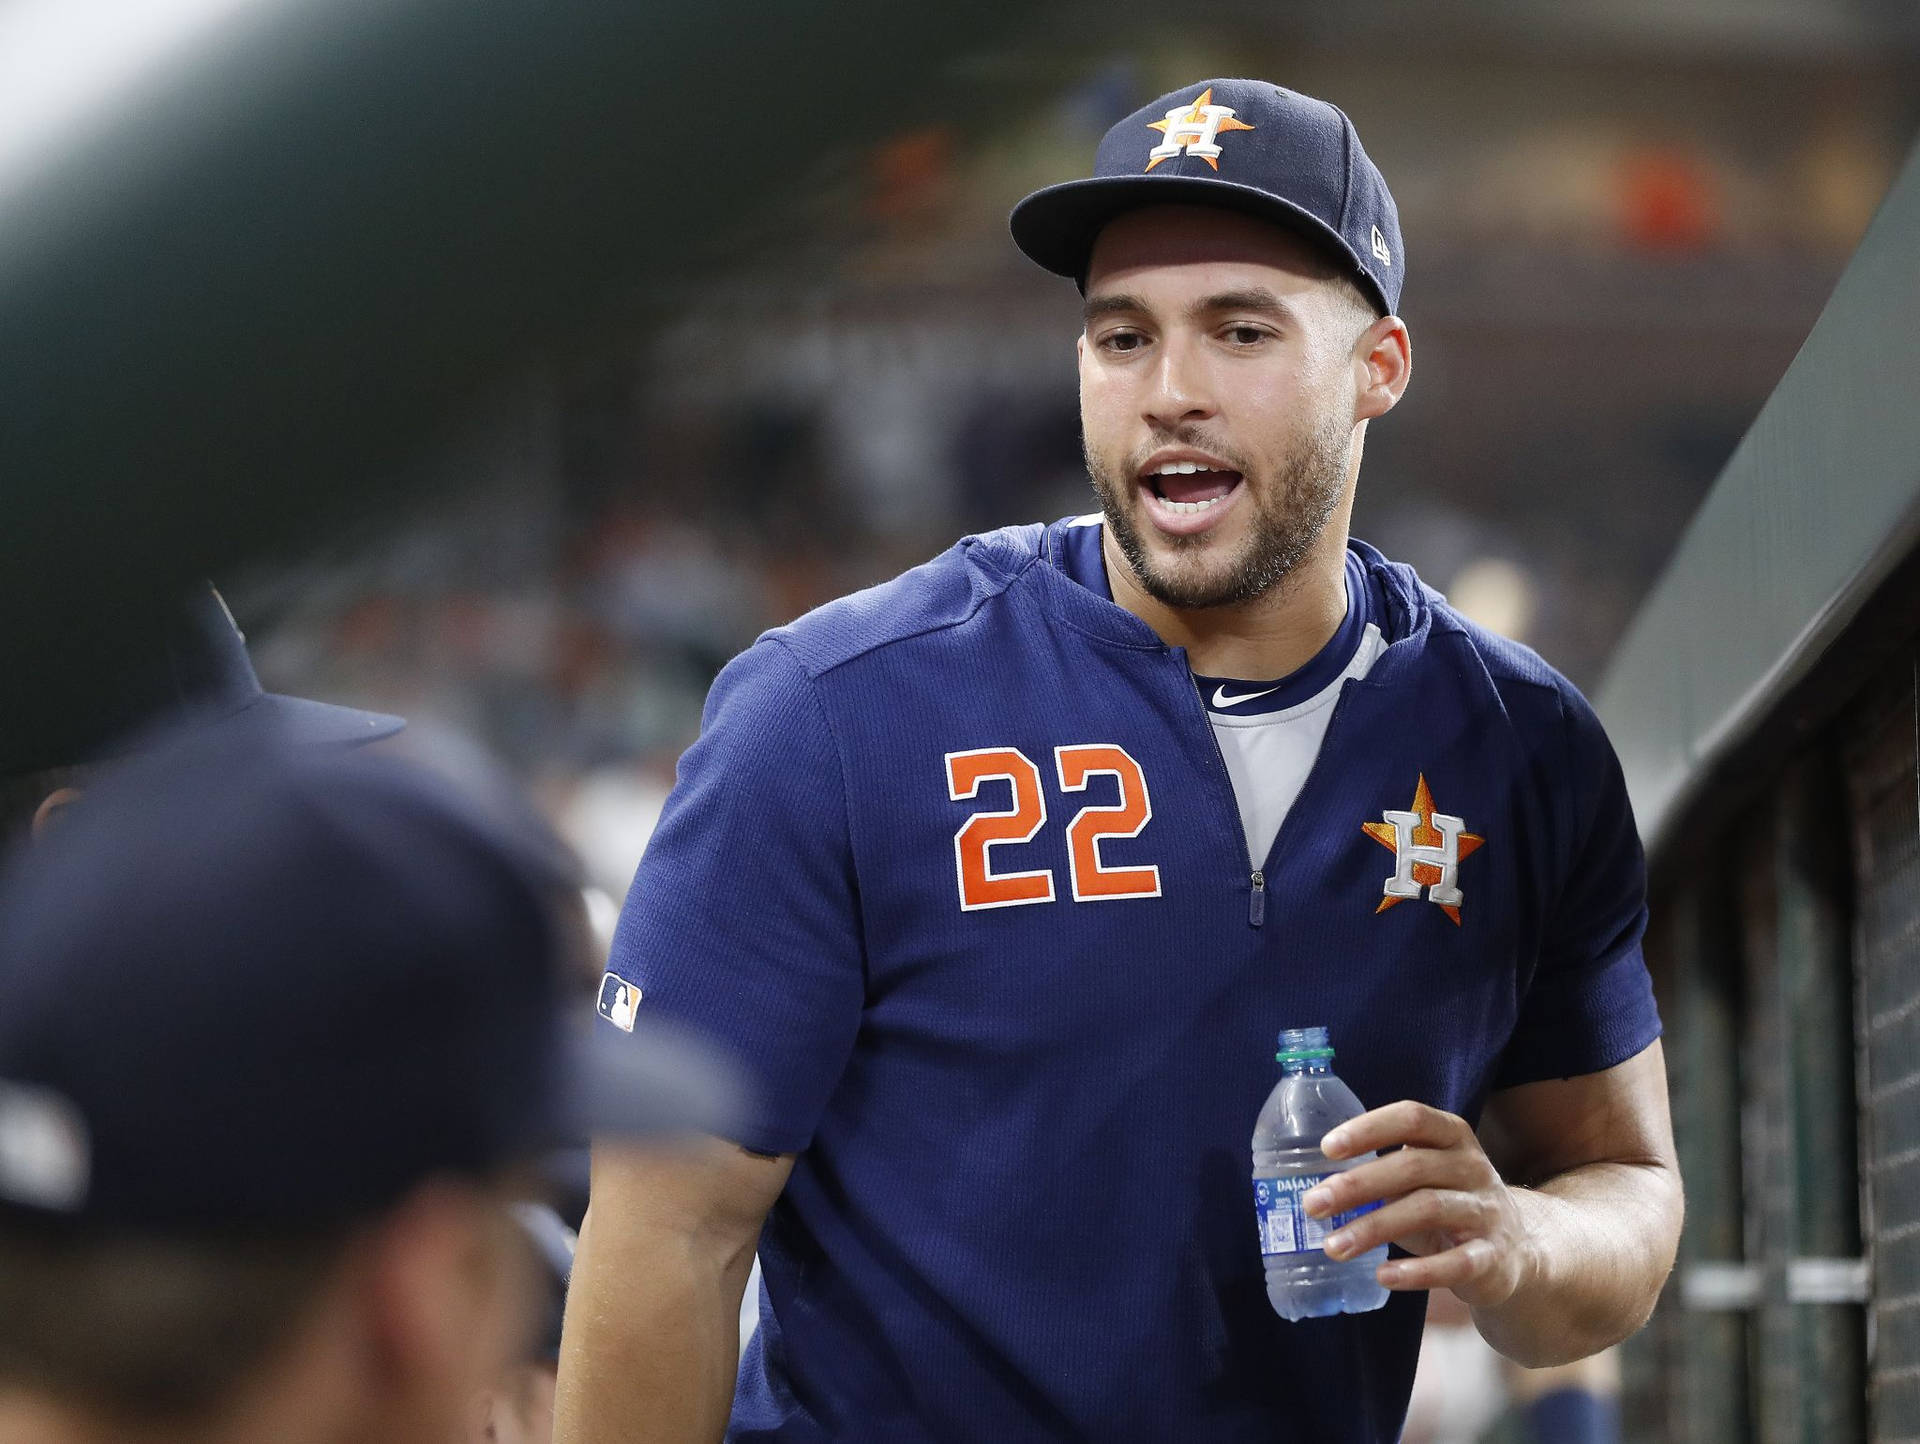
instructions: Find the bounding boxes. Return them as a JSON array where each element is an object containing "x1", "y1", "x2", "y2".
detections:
[
  {"x1": 1102, "y1": 508, "x2": 1355, "y2": 680},
  {"x1": 0, "y1": 1353, "x2": 366, "y2": 1444},
  {"x1": 0, "y1": 1397, "x2": 351, "y2": 1444}
]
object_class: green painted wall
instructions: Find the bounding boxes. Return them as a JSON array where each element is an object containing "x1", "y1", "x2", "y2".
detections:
[{"x1": 1596, "y1": 136, "x2": 1920, "y2": 861}]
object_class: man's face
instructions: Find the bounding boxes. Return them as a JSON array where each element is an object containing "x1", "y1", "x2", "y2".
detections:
[{"x1": 1077, "y1": 205, "x2": 1372, "y2": 610}]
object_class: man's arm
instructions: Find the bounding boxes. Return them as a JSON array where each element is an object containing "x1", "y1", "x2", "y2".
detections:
[
  {"x1": 553, "y1": 1138, "x2": 793, "y2": 1444},
  {"x1": 1299, "y1": 1041, "x2": 1682, "y2": 1367}
]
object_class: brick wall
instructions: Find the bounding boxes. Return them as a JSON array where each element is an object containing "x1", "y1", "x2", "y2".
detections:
[{"x1": 1842, "y1": 662, "x2": 1920, "y2": 1441}]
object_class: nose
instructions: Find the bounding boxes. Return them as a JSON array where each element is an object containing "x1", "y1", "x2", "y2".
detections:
[{"x1": 1142, "y1": 333, "x2": 1217, "y2": 429}]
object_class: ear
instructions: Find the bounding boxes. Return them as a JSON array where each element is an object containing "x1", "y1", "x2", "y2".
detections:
[
  {"x1": 1352, "y1": 315, "x2": 1411, "y2": 423},
  {"x1": 357, "y1": 1184, "x2": 533, "y2": 1426},
  {"x1": 30, "y1": 786, "x2": 84, "y2": 839}
]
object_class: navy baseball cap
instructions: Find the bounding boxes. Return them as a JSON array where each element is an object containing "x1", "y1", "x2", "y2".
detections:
[
  {"x1": 0, "y1": 581, "x2": 402, "y2": 777},
  {"x1": 1010, "y1": 78, "x2": 1404, "y2": 316},
  {"x1": 0, "y1": 731, "x2": 739, "y2": 1232}
]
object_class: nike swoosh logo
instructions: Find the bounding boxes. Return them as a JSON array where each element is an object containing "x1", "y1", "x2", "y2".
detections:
[{"x1": 1212, "y1": 684, "x2": 1281, "y2": 708}]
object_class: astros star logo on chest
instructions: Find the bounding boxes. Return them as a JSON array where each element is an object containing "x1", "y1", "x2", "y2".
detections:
[{"x1": 1361, "y1": 774, "x2": 1485, "y2": 925}]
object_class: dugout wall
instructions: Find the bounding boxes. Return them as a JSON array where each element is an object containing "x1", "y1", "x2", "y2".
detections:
[{"x1": 1596, "y1": 137, "x2": 1920, "y2": 1443}]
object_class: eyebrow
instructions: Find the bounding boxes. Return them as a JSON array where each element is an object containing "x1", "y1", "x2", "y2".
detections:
[
  {"x1": 1196, "y1": 288, "x2": 1296, "y2": 322},
  {"x1": 1081, "y1": 287, "x2": 1300, "y2": 328},
  {"x1": 1082, "y1": 293, "x2": 1149, "y2": 325}
]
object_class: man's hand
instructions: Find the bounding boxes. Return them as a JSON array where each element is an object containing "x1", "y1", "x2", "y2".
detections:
[
  {"x1": 1293, "y1": 1046, "x2": 1682, "y2": 1367},
  {"x1": 1300, "y1": 1101, "x2": 1534, "y2": 1308}
]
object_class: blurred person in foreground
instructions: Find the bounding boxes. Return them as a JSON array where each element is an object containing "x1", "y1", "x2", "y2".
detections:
[
  {"x1": 0, "y1": 581, "x2": 402, "y2": 849},
  {"x1": 559, "y1": 80, "x2": 1680, "y2": 1442},
  {"x1": 467, "y1": 1204, "x2": 577, "y2": 1444},
  {"x1": 0, "y1": 733, "x2": 735, "y2": 1444}
]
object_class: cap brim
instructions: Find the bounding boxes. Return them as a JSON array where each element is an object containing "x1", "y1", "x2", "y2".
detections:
[
  {"x1": 232, "y1": 692, "x2": 406, "y2": 749},
  {"x1": 1009, "y1": 174, "x2": 1389, "y2": 315},
  {"x1": 556, "y1": 1016, "x2": 746, "y2": 1144}
]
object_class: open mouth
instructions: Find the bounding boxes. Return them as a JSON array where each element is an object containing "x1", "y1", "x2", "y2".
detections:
[{"x1": 1140, "y1": 459, "x2": 1243, "y2": 518}]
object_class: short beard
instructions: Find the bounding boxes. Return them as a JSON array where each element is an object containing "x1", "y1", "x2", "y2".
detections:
[{"x1": 1086, "y1": 416, "x2": 1350, "y2": 611}]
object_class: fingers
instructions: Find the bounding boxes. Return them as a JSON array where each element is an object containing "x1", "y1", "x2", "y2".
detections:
[
  {"x1": 1374, "y1": 1237, "x2": 1500, "y2": 1293},
  {"x1": 1303, "y1": 1100, "x2": 1522, "y2": 1308},
  {"x1": 1321, "y1": 1188, "x2": 1496, "y2": 1262},
  {"x1": 1321, "y1": 1100, "x2": 1472, "y2": 1160},
  {"x1": 1303, "y1": 1142, "x2": 1494, "y2": 1219}
]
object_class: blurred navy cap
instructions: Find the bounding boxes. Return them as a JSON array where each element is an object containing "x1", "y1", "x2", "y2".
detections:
[
  {"x1": 0, "y1": 731, "x2": 739, "y2": 1232},
  {"x1": 1010, "y1": 78, "x2": 1403, "y2": 316},
  {"x1": 0, "y1": 581, "x2": 403, "y2": 777}
]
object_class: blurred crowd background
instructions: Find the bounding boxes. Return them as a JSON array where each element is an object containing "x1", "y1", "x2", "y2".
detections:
[{"x1": 231, "y1": 5, "x2": 1919, "y2": 918}]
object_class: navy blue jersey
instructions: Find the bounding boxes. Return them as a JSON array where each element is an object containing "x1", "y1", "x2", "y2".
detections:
[{"x1": 604, "y1": 518, "x2": 1660, "y2": 1443}]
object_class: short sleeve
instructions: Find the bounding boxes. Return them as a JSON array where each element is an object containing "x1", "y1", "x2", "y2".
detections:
[
  {"x1": 1494, "y1": 688, "x2": 1663, "y2": 1089},
  {"x1": 603, "y1": 638, "x2": 863, "y2": 1153}
]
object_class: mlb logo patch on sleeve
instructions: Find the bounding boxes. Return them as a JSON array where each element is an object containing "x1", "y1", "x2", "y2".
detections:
[{"x1": 597, "y1": 971, "x2": 642, "y2": 1033}]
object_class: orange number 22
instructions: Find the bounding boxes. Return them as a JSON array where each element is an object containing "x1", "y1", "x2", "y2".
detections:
[{"x1": 946, "y1": 744, "x2": 1158, "y2": 910}]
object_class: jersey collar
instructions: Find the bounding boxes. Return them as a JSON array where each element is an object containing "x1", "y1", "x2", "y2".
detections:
[{"x1": 965, "y1": 518, "x2": 1436, "y2": 668}]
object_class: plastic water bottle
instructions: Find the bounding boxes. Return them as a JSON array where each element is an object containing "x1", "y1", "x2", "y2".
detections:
[{"x1": 1251, "y1": 1026, "x2": 1389, "y2": 1320}]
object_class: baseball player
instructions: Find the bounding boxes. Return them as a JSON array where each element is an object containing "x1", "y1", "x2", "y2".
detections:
[
  {"x1": 559, "y1": 79, "x2": 1681, "y2": 1442},
  {"x1": 0, "y1": 733, "x2": 735, "y2": 1444},
  {"x1": 467, "y1": 1204, "x2": 578, "y2": 1444}
]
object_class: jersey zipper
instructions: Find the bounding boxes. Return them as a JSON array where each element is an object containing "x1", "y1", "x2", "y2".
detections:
[
  {"x1": 1184, "y1": 672, "x2": 1268, "y2": 928},
  {"x1": 1183, "y1": 669, "x2": 1357, "y2": 931}
]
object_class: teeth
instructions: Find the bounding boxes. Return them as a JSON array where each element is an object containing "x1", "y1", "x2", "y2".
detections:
[
  {"x1": 1161, "y1": 494, "x2": 1226, "y2": 515},
  {"x1": 1154, "y1": 460, "x2": 1218, "y2": 476}
]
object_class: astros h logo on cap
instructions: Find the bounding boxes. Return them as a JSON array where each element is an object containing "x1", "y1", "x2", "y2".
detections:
[{"x1": 1144, "y1": 88, "x2": 1254, "y2": 172}]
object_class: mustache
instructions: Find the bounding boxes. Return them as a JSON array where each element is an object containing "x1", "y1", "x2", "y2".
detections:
[{"x1": 1124, "y1": 430, "x2": 1254, "y2": 477}]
